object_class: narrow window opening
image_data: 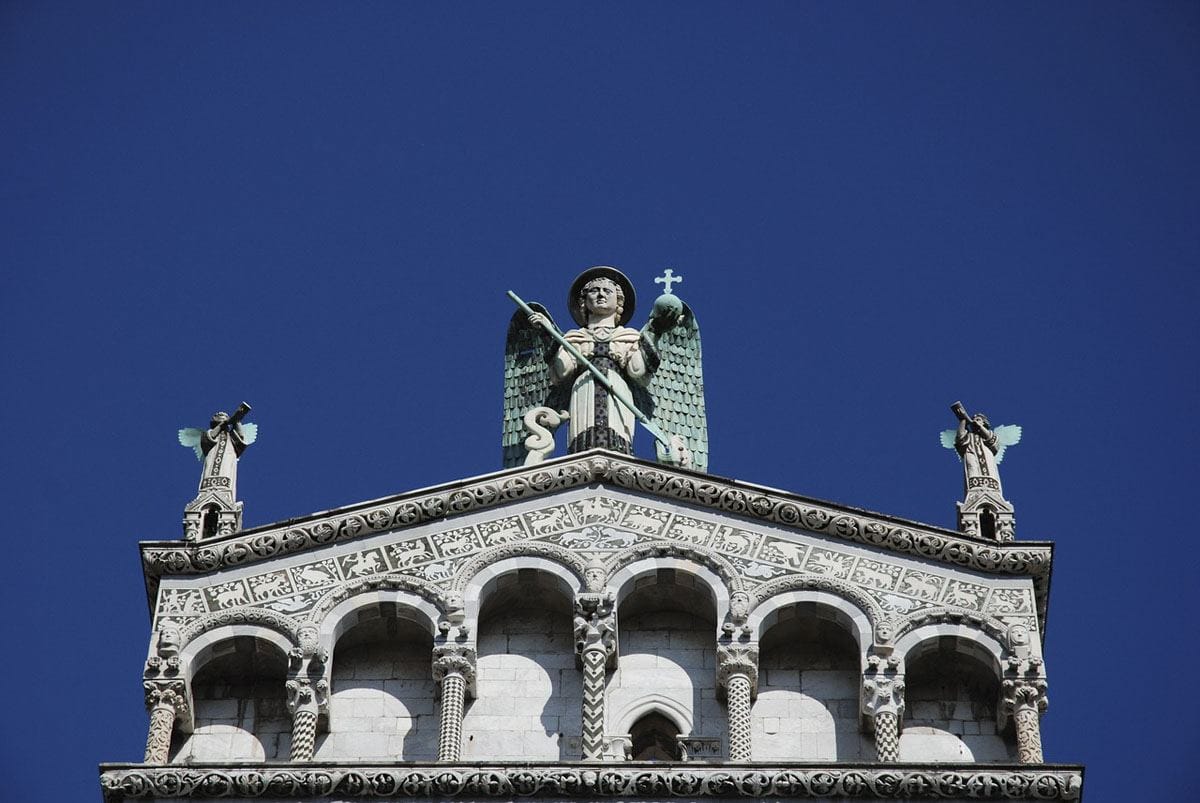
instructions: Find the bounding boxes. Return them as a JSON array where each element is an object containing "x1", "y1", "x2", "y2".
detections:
[
  {"x1": 979, "y1": 506, "x2": 997, "y2": 540},
  {"x1": 201, "y1": 504, "x2": 220, "y2": 539},
  {"x1": 630, "y1": 711, "x2": 682, "y2": 761}
]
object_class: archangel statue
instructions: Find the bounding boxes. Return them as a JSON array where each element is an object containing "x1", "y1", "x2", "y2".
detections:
[
  {"x1": 178, "y1": 402, "x2": 258, "y2": 539},
  {"x1": 503, "y1": 267, "x2": 707, "y2": 471},
  {"x1": 940, "y1": 401, "x2": 1020, "y2": 540}
]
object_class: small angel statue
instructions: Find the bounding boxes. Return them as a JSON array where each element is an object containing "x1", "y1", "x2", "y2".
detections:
[
  {"x1": 178, "y1": 402, "x2": 258, "y2": 502},
  {"x1": 503, "y1": 267, "x2": 707, "y2": 470},
  {"x1": 940, "y1": 401, "x2": 1021, "y2": 495}
]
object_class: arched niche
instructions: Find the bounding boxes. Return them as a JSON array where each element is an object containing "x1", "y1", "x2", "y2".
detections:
[
  {"x1": 608, "y1": 560, "x2": 723, "y2": 755},
  {"x1": 316, "y1": 597, "x2": 438, "y2": 761},
  {"x1": 750, "y1": 595, "x2": 871, "y2": 761},
  {"x1": 172, "y1": 631, "x2": 291, "y2": 763},
  {"x1": 461, "y1": 565, "x2": 579, "y2": 761},
  {"x1": 461, "y1": 555, "x2": 582, "y2": 636},
  {"x1": 894, "y1": 626, "x2": 1012, "y2": 763}
]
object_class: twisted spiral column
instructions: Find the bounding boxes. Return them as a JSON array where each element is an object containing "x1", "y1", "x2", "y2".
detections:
[
  {"x1": 437, "y1": 672, "x2": 466, "y2": 761},
  {"x1": 289, "y1": 708, "x2": 319, "y2": 761},
  {"x1": 725, "y1": 673, "x2": 753, "y2": 761},
  {"x1": 716, "y1": 643, "x2": 758, "y2": 762}
]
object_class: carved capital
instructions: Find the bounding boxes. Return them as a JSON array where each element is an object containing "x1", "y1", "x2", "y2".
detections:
[
  {"x1": 285, "y1": 675, "x2": 329, "y2": 715},
  {"x1": 574, "y1": 591, "x2": 617, "y2": 665},
  {"x1": 716, "y1": 643, "x2": 758, "y2": 698},
  {"x1": 1001, "y1": 677, "x2": 1048, "y2": 715},
  {"x1": 861, "y1": 673, "x2": 906, "y2": 722},
  {"x1": 432, "y1": 644, "x2": 477, "y2": 695},
  {"x1": 144, "y1": 680, "x2": 189, "y2": 718}
]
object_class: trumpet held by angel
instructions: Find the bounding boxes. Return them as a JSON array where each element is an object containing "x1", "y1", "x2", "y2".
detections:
[{"x1": 503, "y1": 266, "x2": 707, "y2": 471}]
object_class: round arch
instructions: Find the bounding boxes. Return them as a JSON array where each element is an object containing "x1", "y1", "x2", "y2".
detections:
[
  {"x1": 461, "y1": 555, "x2": 582, "y2": 629},
  {"x1": 179, "y1": 623, "x2": 295, "y2": 686},
  {"x1": 316, "y1": 587, "x2": 441, "y2": 656},
  {"x1": 893, "y1": 622, "x2": 1006, "y2": 680},
  {"x1": 609, "y1": 555, "x2": 731, "y2": 626},
  {"x1": 747, "y1": 588, "x2": 873, "y2": 671}
]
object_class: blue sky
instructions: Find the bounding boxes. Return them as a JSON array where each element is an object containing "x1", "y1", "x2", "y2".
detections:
[{"x1": 2, "y1": 3, "x2": 1197, "y2": 800}]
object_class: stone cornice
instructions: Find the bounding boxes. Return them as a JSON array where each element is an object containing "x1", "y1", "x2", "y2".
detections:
[
  {"x1": 98, "y1": 762, "x2": 1083, "y2": 801},
  {"x1": 139, "y1": 451, "x2": 1055, "y2": 633}
]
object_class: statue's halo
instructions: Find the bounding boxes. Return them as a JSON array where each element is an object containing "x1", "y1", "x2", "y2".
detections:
[{"x1": 568, "y1": 265, "x2": 637, "y2": 327}]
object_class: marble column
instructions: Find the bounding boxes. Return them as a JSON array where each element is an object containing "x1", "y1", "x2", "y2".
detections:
[
  {"x1": 433, "y1": 645, "x2": 476, "y2": 762},
  {"x1": 143, "y1": 682, "x2": 188, "y2": 765},
  {"x1": 861, "y1": 660, "x2": 905, "y2": 763},
  {"x1": 1002, "y1": 677, "x2": 1048, "y2": 764},
  {"x1": 285, "y1": 675, "x2": 328, "y2": 761},
  {"x1": 574, "y1": 590, "x2": 617, "y2": 760},
  {"x1": 716, "y1": 643, "x2": 758, "y2": 762}
]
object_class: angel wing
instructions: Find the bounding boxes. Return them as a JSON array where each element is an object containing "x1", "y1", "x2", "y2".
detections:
[
  {"x1": 939, "y1": 429, "x2": 958, "y2": 453},
  {"x1": 993, "y1": 424, "x2": 1022, "y2": 464},
  {"x1": 641, "y1": 301, "x2": 708, "y2": 472},
  {"x1": 178, "y1": 428, "x2": 204, "y2": 461},
  {"x1": 239, "y1": 422, "x2": 258, "y2": 445},
  {"x1": 502, "y1": 303, "x2": 568, "y2": 468}
]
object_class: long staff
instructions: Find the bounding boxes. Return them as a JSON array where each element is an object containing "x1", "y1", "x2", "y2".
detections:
[{"x1": 508, "y1": 290, "x2": 670, "y2": 448}]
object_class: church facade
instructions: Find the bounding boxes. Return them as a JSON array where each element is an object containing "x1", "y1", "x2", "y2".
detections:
[{"x1": 99, "y1": 270, "x2": 1082, "y2": 801}]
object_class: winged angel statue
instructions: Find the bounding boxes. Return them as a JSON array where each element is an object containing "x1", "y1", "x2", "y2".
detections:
[
  {"x1": 940, "y1": 401, "x2": 1021, "y2": 495},
  {"x1": 178, "y1": 402, "x2": 258, "y2": 501},
  {"x1": 503, "y1": 266, "x2": 707, "y2": 471}
]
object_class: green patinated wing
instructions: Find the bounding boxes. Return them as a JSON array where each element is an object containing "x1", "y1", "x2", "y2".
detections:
[
  {"x1": 178, "y1": 427, "x2": 204, "y2": 461},
  {"x1": 994, "y1": 424, "x2": 1022, "y2": 463},
  {"x1": 239, "y1": 422, "x2": 258, "y2": 445},
  {"x1": 502, "y1": 303, "x2": 567, "y2": 468},
  {"x1": 642, "y1": 302, "x2": 708, "y2": 472},
  {"x1": 939, "y1": 429, "x2": 958, "y2": 453}
]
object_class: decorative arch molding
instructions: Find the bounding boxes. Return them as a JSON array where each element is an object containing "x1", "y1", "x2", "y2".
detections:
[
  {"x1": 460, "y1": 554, "x2": 583, "y2": 630},
  {"x1": 450, "y1": 542, "x2": 588, "y2": 595},
  {"x1": 608, "y1": 553, "x2": 732, "y2": 626},
  {"x1": 891, "y1": 607, "x2": 1011, "y2": 657},
  {"x1": 892, "y1": 622, "x2": 1007, "y2": 680},
  {"x1": 312, "y1": 586, "x2": 442, "y2": 655},
  {"x1": 304, "y1": 573, "x2": 446, "y2": 629},
  {"x1": 611, "y1": 692, "x2": 695, "y2": 737},
  {"x1": 748, "y1": 574, "x2": 886, "y2": 645},
  {"x1": 745, "y1": 587, "x2": 875, "y2": 668},
  {"x1": 608, "y1": 540, "x2": 743, "y2": 590},
  {"x1": 178, "y1": 607, "x2": 299, "y2": 657},
  {"x1": 178, "y1": 620, "x2": 297, "y2": 683}
]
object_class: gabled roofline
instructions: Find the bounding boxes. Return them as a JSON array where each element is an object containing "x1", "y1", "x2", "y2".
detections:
[{"x1": 139, "y1": 449, "x2": 1054, "y2": 633}]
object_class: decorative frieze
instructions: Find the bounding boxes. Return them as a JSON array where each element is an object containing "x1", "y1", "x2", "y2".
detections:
[
  {"x1": 141, "y1": 454, "x2": 1054, "y2": 630},
  {"x1": 99, "y1": 764, "x2": 1084, "y2": 801}
]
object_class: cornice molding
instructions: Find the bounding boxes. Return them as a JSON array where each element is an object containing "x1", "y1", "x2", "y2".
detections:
[
  {"x1": 140, "y1": 451, "x2": 1054, "y2": 630},
  {"x1": 98, "y1": 762, "x2": 1083, "y2": 801}
]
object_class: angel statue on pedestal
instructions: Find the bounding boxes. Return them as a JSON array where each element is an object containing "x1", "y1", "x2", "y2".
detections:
[
  {"x1": 939, "y1": 401, "x2": 1021, "y2": 541},
  {"x1": 177, "y1": 402, "x2": 258, "y2": 540},
  {"x1": 503, "y1": 266, "x2": 707, "y2": 471}
]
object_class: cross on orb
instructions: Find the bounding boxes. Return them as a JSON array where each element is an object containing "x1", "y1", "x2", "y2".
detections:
[{"x1": 654, "y1": 268, "x2": 683, "y2": 295}]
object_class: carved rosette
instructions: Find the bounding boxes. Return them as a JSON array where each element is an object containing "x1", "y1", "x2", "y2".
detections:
[
  {"x1": 1000, "y1": 677, "x2": 1049, "y2": 764},
  {"x1": 142, "y1": 681, "x2": 189, "y2": 765},
  {"x1": 861, "y1": 656, "x2": 905, "y2": 763}
]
